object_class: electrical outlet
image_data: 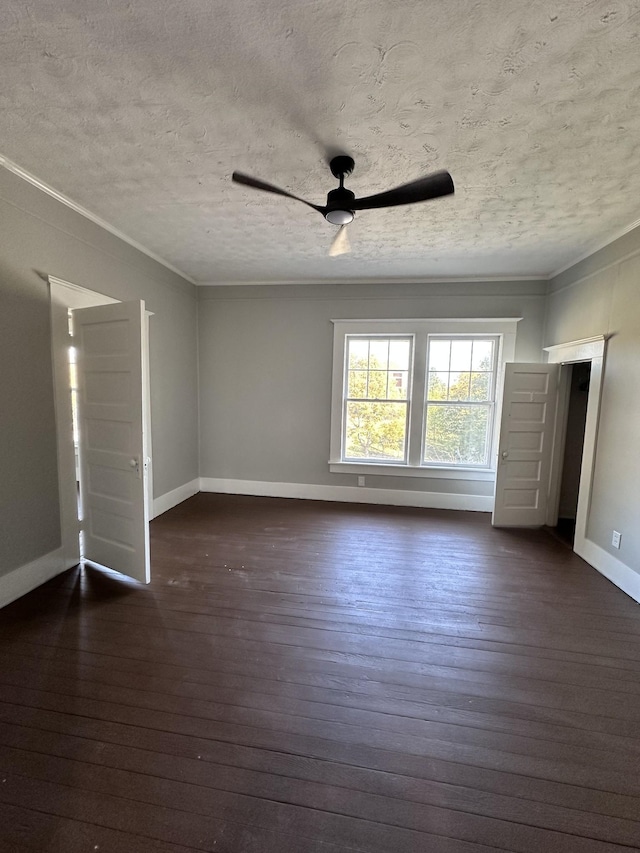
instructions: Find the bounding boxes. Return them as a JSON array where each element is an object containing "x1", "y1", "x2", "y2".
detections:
[
  {"x1": 612, "y1": 530, "x2": 621, "y2": 549},
  {"x1": 357, "y1": 475, "x2": 365, "y2": 487}
]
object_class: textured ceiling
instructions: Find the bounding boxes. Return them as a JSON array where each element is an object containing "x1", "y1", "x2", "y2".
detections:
[{"x1": 1, "y1": 0, "x2": 640, "y2": 283}]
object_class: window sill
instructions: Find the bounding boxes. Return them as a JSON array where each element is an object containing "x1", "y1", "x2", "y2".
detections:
[{"x1": 329, "y1": 461, "x2": 496, "y2": 481}]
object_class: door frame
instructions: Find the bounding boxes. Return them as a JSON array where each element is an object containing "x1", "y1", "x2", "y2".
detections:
[
  {"x1": 49, "y1": 276, "x2": 153, "y2": 570},
  {"x1": 544, "y1": 335, "x2": 606, "y2": 559}
]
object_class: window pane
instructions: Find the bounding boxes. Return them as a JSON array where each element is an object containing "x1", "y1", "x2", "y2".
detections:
[
  {"x1": 388, "y1": 371, "x2": 408, "y2": 400},
  {"x1": 369, "y1": 339, "x2": 389, "y2": 370},
  {"x1": 366, "y1": 370, "x2": 388, "y2": 399},
  {"x1": 428, "y1": 339, "x2": 450, "y2": 371},
  {"x1": 389, "y1": 339, "x2": 410, "y2": 370},
  {"x1": 348, "y1": 339, "x2": 369, "y2": 369},
  {"x1": 427, "y1": 371, "x2": 448, "y2": 400},
  {"x1": 347, "y1": 370, "x2": 367, "y2": 398},
  {"x1": 448, "y1": 372, "x2": 470, "y2": 401},
  {"x1": 450, "y1": 339, "x2": 472, "y2": 371},
  {"x1": 472, "y1": 339, "x2": 494, "y2": 370},
  {"x1": 424, "y1": 405, "x2": 490, "y2": 465},
  {"x1": 345, "y1": 401, "x2": 407, "y2": 461},
  {"x1": 469, "y1": 371, "x2": 490, "y2": 401}
]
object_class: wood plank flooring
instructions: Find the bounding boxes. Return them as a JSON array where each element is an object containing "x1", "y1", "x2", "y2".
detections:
[{"x1": 1, "y1": 493, "x2": 639, "y2": 852}]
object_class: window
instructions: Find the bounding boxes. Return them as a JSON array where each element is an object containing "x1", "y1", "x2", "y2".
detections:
[
  {"x1": 424, "y1": 337, "x2": 497, "y2": 466},
  {"x1": 344, "y1": 336, "x2": 412, "y2": 462},
  {"x1": 330, "y1": 319, "x2": 519, "y2": 479}
]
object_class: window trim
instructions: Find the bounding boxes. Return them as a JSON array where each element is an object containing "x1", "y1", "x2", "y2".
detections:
[{"x1": 329, "y1": 318, "x2": 520, "y2": 480}]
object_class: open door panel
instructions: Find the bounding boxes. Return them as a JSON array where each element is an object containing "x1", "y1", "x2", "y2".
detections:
[
  {"x1": 73, "y1": 300, "x2": 150, "y2": 583},
  {"x1": 492, "y1": 362, "x2": 559, "y2": 527}
]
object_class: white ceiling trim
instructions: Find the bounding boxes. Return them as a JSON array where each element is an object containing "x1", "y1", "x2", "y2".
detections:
[
  {"x1": 197, "y1": 275, "x2": 548, "y2": 287},
  {"x1": 0, "y1": 152, "x2": 196, "y2": 285},
  {"x1": 549, "y1": 216, "x2": 640, "y2": 280}
]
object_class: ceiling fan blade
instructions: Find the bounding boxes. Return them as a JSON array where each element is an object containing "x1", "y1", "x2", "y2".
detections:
[
  {"x1": 328, "y1": 225, "x2": 351, "y2": 257},
  {"x1": 351, "y1": 170, "x2": 454, "y2": 211},
  {"x1": 232, "y1": 172, "x2": 326, "y2": 214}
]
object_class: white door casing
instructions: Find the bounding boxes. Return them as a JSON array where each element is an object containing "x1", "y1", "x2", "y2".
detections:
[
  {"x1": 492, "y1": 363, "x2": 559, "y2": 527},
  {"x1": 73, "y1": 299, "x2": 150, "y2": 583}
]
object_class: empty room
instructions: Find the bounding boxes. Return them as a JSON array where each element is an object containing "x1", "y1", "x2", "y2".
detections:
[{"x1": 1, "y1": 1, "x2": 640, "y2": 851}]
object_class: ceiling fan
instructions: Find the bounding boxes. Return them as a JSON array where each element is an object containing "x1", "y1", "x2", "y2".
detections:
[{"x1": 232, "y1": 155, "x2": 454, "y2": 256}]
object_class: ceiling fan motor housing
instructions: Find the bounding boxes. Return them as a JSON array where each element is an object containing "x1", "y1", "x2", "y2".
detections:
[{"x1": 325, "y1": 187, "x2": 355, "y2": 224}]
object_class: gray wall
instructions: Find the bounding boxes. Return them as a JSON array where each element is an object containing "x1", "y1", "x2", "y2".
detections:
[
  {"x1": 198, "y1": 280, "x2": 547, "y2": 496},
  {"x1": 0, "y1": 168, "x2": 199, "y2": 576},
  {"x1": 546, "y1": 226, "x2": 640, "y2": 572}
]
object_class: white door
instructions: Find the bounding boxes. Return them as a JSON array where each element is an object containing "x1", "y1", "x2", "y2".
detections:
[
  {"x1": 73, "y1": 300, "x2": 150, "y2": 583},
  {"x1": 492, "y1": 363, "x2": 559, "y2": 527}
]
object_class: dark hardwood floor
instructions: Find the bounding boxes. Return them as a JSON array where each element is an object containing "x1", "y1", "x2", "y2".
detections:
[{"x1": 1, "y1": 493, "x2": 640, "y2": 852}]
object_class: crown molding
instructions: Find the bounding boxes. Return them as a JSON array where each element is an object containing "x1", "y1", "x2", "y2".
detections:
[
  {"x1": 0, "y1": 152, "x2": 196, "y2": 285},
  {"x1": 549, "y1": 216, "x2": 640, "y2": 279},
  {"x1": 196, "y1": 274, "x2": 549, "y2": 287}
]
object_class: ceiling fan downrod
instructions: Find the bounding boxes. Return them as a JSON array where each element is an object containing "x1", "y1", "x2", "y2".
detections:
[{"x1": 325, "y1": 156, "x2": 356, "y2": 225}]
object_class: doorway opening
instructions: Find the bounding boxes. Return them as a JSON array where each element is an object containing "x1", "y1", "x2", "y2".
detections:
[{"x1": 554, "y1": 361, "x2": 591, "y2": 547}]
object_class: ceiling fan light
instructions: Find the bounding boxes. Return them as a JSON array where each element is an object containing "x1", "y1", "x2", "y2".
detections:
[{"x1": 325, "y1": 209, "x2": 354, "y2": 225}]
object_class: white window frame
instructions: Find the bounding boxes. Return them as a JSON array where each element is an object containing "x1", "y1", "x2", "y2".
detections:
[{"x1": 329, "y1": 318, "x2": 520, "y2": 481}]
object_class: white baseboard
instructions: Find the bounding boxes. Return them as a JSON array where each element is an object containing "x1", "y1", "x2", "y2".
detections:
[
  {"x1": 576, "y1": 538, "x2": 640, "y2": 604},
  {"x1": 199, "y1": 477, "x2": 492, "y2": 512},
  {"x1": 0, "y1": 547, "x2": 66, "y2": 610},
  {"x1": 152, "y1": 478, "x2": 200, "y2": 518}
]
